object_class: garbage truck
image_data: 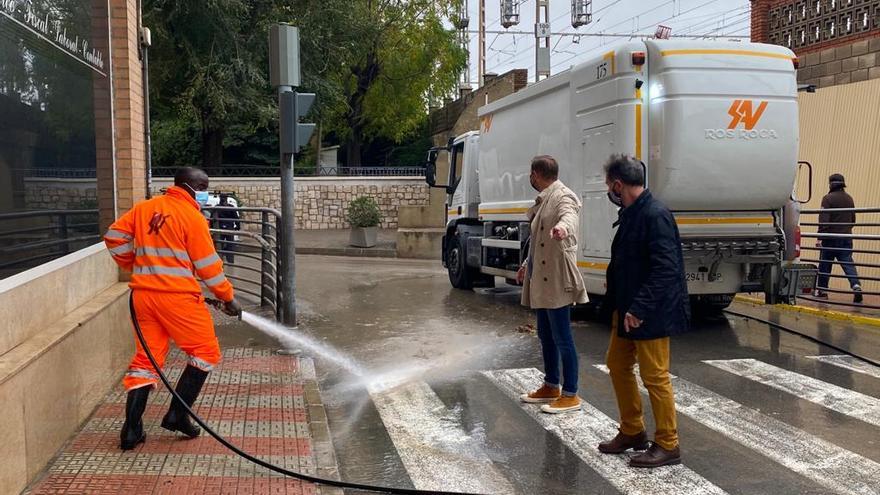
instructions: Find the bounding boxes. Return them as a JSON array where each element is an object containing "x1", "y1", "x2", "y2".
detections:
[{"x1": 425, "y1": 39, "x2": 816, "y2": 311}]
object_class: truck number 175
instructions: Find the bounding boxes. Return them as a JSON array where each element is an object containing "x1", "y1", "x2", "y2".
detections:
[{"x1": 596, "y1": 62, "x2": 609, "y2": 80}]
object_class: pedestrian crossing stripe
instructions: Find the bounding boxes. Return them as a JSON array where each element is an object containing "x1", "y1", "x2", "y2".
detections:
[
  {"x1": 368, "y1": 380, "x2": 515, "y2": 494},
  {"x1": 594, "y1": 364, "x2": 880, "y2": 495},
  {"x1": 806, "y1": 354, "x2": 880, "y2": 380},
  {"x1": 482, "y1": 368, "x2": 728, "y2": 495},
  {"x1": 704, "y1": 358, "x2": 880, "y2": 428}
]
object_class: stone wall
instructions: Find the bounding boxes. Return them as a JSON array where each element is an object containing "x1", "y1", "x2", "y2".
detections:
[
  {"x1": 151, "y1": 177, "x2": 430, "y2": 230},
  {"x1": 23, "y1": 179, "x2": 98, "y2": 210}
]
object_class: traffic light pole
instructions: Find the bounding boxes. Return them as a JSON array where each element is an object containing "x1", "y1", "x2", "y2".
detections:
[
  {"x1": 278, "y1": 84, "x2": 297, "y2": 326},
  {"x1": 270, "y1": 24, "x2": 315, "y2": 327}
]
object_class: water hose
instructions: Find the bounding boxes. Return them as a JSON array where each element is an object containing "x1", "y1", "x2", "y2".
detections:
[{"x1": 128, "y1": 292, "x2": 481, "y2": 495}]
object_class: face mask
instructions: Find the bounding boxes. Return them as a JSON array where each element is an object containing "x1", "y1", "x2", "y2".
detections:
[
  {"x1": 607, "y1": 184, "x2": 624, "y2": 207},
  {"x1": 530, "y1": 175, "x2": 540, "y2": 192},
  {"x1": 185, "y1": 183, "x2": 210, "y2": 207}
]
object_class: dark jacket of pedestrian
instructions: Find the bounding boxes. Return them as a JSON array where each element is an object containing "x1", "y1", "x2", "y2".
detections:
[
  {"x1": 605, "y1": 190, "x2": 690, "y2": 340},
  {"x1": 818, "y1": 187, "x2": 855, "y2": 235}
]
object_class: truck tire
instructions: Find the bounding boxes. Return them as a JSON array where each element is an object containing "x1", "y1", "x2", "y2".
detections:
[{"x1": 447, "y1": 234, "x2": 475, "y2": 289}]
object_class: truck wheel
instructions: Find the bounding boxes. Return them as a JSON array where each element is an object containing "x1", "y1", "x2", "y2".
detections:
[{"x1": 447, "y1": 235, "x2": 474, "y2": 290}]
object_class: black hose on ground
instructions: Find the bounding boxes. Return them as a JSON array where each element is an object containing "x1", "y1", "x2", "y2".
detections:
[
  {"x1": 128, "y1": 292, "x2": 480, "y2": 495},
  {"x1": 723, "y1": 308, "x2": 880, "y2": 368}
]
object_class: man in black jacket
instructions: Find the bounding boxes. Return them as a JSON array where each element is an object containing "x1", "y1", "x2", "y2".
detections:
[
  {"x1": 815, "y1": 174, "x2": 862, "y2": 303},
  {"x1": 597, "y1": 155, "x2": 690, "y2": 468}
]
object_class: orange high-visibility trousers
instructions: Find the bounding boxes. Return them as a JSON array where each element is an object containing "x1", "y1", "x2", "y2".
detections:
[{"x1": 125, "y1": 289, "x2": 221, "y2": 391}]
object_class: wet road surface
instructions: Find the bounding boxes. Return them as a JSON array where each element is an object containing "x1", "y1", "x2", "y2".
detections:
[{"x1": 218, "y1": 255, "x2": 880, "y2": 495}]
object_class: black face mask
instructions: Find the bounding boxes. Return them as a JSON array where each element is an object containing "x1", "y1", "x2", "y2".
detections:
[
  {"x1": 530, "y1": 175, "x2": 540, "y2": 192},
  {"x1": 607, "y1": 184, "x2": 624, "y2": 207}
]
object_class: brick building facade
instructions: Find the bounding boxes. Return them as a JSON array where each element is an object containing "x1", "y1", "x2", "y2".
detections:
[
  {"x1": 751, "y1": 0, "x2": 880, "y2": 87},
  {"x1": 429, "y1": 69, "x2": 529, "y2": 147}
]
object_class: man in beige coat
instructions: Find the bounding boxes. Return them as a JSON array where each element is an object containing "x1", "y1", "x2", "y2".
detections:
[{"x1": 517, "y1": 155, "x2": 588, "y2": 413}]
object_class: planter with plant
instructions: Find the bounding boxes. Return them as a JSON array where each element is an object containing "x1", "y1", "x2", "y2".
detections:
[{"x1": 348, "y1": 196, "x2": 382, "y2": 247}]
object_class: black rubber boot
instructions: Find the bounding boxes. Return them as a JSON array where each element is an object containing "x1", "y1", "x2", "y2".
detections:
[
  {"x1": 120, "y1": 386, "x2": 150, "y2": 450},
  {"x1": 161, "y1": 365, "x2": 208, "y2": 438}
]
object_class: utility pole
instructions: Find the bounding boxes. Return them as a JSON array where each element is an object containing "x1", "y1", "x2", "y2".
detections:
[
  {"x1": 479, "y1": 0, "x2": 485, "y2": 86},
  {"x1": 535, "y1": 0, "x2": 550, "y2": 82},
  {"x1": 269, "y1": 24, "x2": 316, "y2": 326}
]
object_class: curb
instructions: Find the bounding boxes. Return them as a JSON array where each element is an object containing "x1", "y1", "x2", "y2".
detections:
[
  {"x1": 299, "y1": 357, "x2": 345, "y2": 495},
  {"x1": 734, "y1": 295, "x2": 880, "y2": 328},
  {"x1": 296, "y1": 246, "x2": 397, "y2": 258}
]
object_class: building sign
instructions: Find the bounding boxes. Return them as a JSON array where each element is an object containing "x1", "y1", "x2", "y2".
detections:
[{"x1": 0, "y1": 0, "x2": 105, "y2": 74}]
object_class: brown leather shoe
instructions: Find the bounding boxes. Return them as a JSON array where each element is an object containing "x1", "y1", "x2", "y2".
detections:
[
  {"x1": 629, "y1": 442, "x2": 681, "y2": 468},
  {"x1": 598, "y1": 430, "x2": 649, "y2": 454}
]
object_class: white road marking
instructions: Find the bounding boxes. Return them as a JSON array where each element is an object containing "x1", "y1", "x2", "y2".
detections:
[
  {"x1": 368, "y1": 381, "x2": 515, "y2": 494},
  {"x1": 806, "y1": 355, "x2": 880, "y2": 380},
  {"x1": 596, "y1": 365, "x2": 880, "y2": 495},
  {"x1": 482, "y1": 368, "x2": 727, "y2": 495},
  {"x1": 704, "y1": 358, "x2": 880, "y2": 427}
]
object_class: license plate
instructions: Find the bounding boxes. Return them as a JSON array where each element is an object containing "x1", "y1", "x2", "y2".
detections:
[{"x1": 685, "y1": 272, "x2": 722, "y2": 283}]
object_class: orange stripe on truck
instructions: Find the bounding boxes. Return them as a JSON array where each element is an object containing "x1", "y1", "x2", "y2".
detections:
[{"x1": 660, "y1": 49, "x2": 793, "y2": 60}]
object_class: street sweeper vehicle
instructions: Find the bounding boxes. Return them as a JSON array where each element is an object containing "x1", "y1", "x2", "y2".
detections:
[{"x1": 425, "y1": 39, "x2": 817, "y2": 311}]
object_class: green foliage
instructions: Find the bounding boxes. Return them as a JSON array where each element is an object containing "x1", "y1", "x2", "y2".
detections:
[
  {"x1": 347, "y1": 196, "x2": 382, "y2": 228},
  {"x1": 146, "y1": 0, "x2": 465, "y2": 167}
]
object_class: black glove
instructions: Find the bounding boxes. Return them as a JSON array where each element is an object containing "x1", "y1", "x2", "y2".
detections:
[{"x1": 223, "y1": 298, "x2": 243, "y2": 317}]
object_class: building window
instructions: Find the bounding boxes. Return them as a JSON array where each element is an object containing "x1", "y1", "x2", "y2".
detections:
[{"x1": 0, "y1": 0, "x2": 111, "y2": 279}]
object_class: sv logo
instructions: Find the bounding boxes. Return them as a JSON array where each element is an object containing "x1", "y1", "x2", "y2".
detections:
[{"x1": 727, "y1": 100, "x2": 768, "y2": 130}]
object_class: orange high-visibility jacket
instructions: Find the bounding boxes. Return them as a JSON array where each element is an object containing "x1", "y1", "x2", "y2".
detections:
[{"x1": 104, "y1": 186, "x2": 235, "y2": 302}]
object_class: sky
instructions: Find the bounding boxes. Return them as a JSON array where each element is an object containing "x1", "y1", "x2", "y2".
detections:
[{"x1": 462, "y1": 0, "x2": 753, "y2": 84}]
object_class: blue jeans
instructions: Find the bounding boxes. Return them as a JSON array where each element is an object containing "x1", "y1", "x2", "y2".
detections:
[
  {"x1": 817, "y1": 238, "x2": 861, "y2": 290},
  {"x1": 536, "y1": 306, "x2": 579, "y2": 396}
]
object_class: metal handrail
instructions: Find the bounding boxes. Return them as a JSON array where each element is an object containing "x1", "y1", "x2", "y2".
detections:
[
  {"x1": 798, "y1": 207, "x2": 878, "y2": 303},
  {"x1": 204, "y1": 206, "x2": 283, "y2": 320}
]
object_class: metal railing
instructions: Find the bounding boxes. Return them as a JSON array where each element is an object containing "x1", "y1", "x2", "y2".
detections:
[
  {"x1": 798, "y1": 207, "x2": 880, "y2": 310},
  {"x1": 151, "y1": 165, "x2": 425, "y2": 177},
  {"x1": 0, "y1": 210, "x2": 100, "y2": 275},
  {"x1": 203, "y1": 206, "x2": 285, "y2": 320}
]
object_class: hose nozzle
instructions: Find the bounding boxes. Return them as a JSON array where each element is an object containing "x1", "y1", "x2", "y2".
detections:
[{"x1": 205, "y1": 297, "x2": 243, "y2": 319}]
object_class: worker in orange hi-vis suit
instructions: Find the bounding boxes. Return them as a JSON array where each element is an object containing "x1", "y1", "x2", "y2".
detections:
[{"x1": 104, "y1": 167, "x2": 242, "y2": 450}]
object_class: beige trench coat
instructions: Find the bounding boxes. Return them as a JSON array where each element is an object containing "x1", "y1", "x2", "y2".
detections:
[{"x1": 521, "y1": 180, "x2": 589, "y2": 309}]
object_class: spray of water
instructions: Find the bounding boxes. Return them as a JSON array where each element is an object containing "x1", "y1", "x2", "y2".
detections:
[
  {"x1": 241, "y1": 311, "x2": 527, "y2": 396},
  {"x1": 241, "y1": 311, "x2": 367, "y2": 377}
]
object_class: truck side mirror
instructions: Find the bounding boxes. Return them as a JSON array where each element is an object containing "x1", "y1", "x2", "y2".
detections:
[
  {"x1": 425, "y1": 161, "x2": 437, "y2": 187},
  {"x1": 794, "y1": 161, "x2": 813, "y2": 204}
]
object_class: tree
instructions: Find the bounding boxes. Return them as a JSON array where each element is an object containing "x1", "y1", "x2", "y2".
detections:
[
  {"x1": 144, "y1": 0, "x2": 464, "y2": 169},
  {"x1": 288, "y1": 0, "x2": 465, "y2": 166},
  {"x1": 144, "y1": 0, "x2": 277, "y2": 169}
]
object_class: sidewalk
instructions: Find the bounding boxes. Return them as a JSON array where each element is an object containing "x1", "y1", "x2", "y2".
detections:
[
  {"x1": 24, "y1": 348, "x2": 340, "y2": 495},
  {"x1": 736, "y1": 290, "x2": 880, "y2": 327},
  {"x1": 294, "y1": 229, "x2": 397, "y2": 258}
]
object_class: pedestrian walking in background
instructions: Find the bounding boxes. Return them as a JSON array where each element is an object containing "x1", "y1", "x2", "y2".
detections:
[{"x1": 815, "y1": 173, "x2": 863, "y2": 303}]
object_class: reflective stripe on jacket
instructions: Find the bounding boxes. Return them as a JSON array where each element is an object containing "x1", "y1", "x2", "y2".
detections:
[{"x1": 103, "y1": 186, "x2": 235, "y2": 301}]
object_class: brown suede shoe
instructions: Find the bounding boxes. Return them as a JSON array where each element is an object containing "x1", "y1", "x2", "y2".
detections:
[
  {"x1": 540, "y1": 395, "x2": 582, "y2": 414},
  {"x1": 629, "y1": 442, "x2": 681, "y2": 468},
  {"x1": 520, "y1": 384, "x2": 562, "y2": 403},
  {"x1": 598, "y1": 430, "x2": 650, "y2": 454}
]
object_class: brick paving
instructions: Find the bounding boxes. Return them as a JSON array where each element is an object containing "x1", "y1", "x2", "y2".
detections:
[{"x1": 24, "y1": 349, "x2": 339, "y2": 495}]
